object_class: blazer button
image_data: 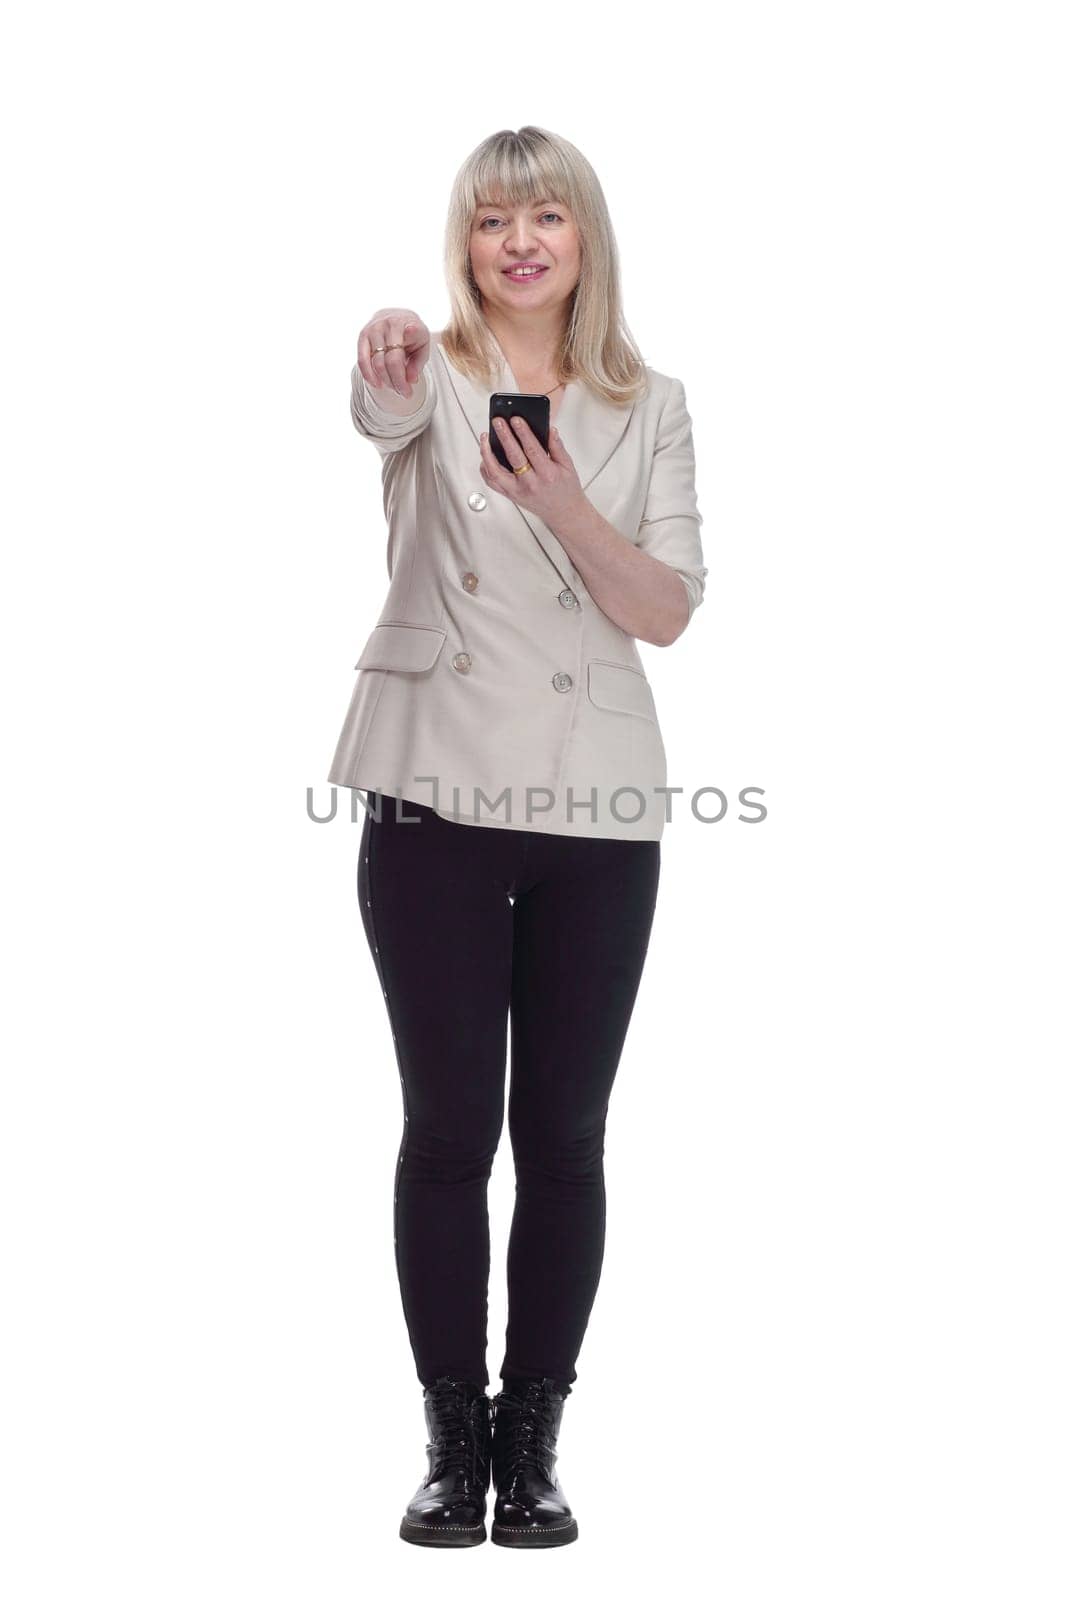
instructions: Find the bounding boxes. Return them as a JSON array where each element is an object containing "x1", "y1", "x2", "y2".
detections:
[
  {"x1": 452, "y1": 652, "x2": 472, "y2": 673},
  {"x1": 467, "y1": 491, "x2": 487, "y2": 511},
  {"x1": 461, "y1": 571, "x2": 479, "y2": 593},
  {"x1": 558, "y1": 588, "x2": 577, "y2": 608},
  {"x1": 552, "y1": 671, "x2": 573, "y2": 692}
]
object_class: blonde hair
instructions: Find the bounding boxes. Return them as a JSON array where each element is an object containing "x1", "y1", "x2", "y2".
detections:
[{"x1": 439, "y1": 126, "x2": 649, "y2": 408}]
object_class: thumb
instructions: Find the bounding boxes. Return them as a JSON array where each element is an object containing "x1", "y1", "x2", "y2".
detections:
[
  {"x1": 547, "y1": 424, "x2": 571, "y2": 461},
  {"x1": 405, "y1": 325, "x2": 431, "y2": 383}
]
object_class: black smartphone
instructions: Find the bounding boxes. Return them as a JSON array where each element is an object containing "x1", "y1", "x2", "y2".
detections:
[{"x1": 489, "y1": 391, "x2": 550, "y2": 472}]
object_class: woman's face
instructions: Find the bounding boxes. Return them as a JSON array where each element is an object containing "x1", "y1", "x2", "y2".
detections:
[{"x1": 469, "y1": 195, "x2": 581, "y2": 317}]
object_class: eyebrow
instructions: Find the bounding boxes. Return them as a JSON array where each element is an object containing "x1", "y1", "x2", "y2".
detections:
[{"x1": 477, "y1": 197, "x2": 563, "y2": 212}]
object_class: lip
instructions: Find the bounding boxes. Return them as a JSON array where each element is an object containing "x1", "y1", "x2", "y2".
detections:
[{"x1": 502, "y1": 264, "x2": 549, "y2": 279}]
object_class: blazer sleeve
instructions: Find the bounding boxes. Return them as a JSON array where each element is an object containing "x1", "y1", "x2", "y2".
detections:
[
  {"x1": 635, "y1": 376, "x2": 708, "y2": 622},
  {"x1": 349, "y1": 360, "x2": 437, "y2": 456}
]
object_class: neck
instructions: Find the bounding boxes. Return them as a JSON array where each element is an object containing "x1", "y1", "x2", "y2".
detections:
[{"x1": 482, "y1": 308, "x2": 568, "y2": 382}]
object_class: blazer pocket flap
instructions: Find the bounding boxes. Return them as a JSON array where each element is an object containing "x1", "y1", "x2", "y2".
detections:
[
  {"x1": 586, "y1": 660, "x2": 657, "y2": 722},
  {"x1": 355, "y1": 622, "x2": 447, "y2": 672}
]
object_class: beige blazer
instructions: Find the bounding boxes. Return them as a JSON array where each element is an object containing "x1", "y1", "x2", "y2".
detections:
[{"x1": 327, "y1": 332, "x2": 706, "y2": 841}]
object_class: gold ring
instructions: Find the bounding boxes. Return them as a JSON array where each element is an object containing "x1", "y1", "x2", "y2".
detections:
[{"x1": 513, "y1": 462, "x2": 532, "y2": 476}]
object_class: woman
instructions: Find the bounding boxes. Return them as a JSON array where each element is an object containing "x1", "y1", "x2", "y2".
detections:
[{"x1": 328, "y1": 126, "x2": 706, "y2": 1548}]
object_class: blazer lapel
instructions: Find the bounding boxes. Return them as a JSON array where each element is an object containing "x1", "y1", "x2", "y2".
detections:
[{"x1": 437, "y1": 341, "x2": 635, "y2": 593}]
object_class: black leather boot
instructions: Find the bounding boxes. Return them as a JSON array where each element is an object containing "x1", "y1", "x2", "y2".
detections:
[
  {"x1": 489, "y1": 1377, "x2": 579, "y2": 1546},
  {"x1": 398, "y1": 1376, "x2": 492, "y2": 1546}
]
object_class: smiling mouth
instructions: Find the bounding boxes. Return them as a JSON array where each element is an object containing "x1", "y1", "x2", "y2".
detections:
[{"x1": 503, "y1": 265, "x2": 549, "y2": 279}]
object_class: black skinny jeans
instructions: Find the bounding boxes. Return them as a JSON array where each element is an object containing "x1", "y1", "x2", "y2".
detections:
[{"x1": 357, "y1": 791, "x2": 661, "y2": 1393}]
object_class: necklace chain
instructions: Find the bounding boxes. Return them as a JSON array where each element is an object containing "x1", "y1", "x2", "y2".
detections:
[{"x1": 513, "y1": 376, "x2": 565, "y2": 396}]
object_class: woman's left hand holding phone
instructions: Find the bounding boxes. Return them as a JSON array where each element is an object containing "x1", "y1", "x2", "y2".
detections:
[{"x1": 479, "y1": 413, "x2": 588, "y2": 532}]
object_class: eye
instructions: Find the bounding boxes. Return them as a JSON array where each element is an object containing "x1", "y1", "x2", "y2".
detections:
[{"x1": 478, "y1": 210, "x2": 566, "y2": 230}]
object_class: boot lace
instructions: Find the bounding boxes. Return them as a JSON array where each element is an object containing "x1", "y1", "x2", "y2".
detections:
[
  {"x1": 492, "y1": 1388, "x2": 557, "y2": 1478},
  {"x1": 427, "y1": 1382, "x2": 484, "y2": 1476}
]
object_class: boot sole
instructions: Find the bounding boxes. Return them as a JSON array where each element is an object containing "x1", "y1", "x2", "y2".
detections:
[
  {"x1": 399, "y1": 1516, "x2": 487, "y2": 1547},
  {"x1": 491, "y1": 1516, "x2": 578, "y2": 1547}
]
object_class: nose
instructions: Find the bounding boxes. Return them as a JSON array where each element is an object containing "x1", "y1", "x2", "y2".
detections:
[{"x1": 507, "y1": 222, "x2": 537, "y2": 251}]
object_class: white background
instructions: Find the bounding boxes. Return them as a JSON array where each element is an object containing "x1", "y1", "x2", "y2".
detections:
[{"x1": 2, "y1": 2, "x2": 1063, "y2": 1594}]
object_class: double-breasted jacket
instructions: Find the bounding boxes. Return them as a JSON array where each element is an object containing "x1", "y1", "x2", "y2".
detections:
[{"x1": 328, "y1": 332, "x2": 706, "y2": 840}]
